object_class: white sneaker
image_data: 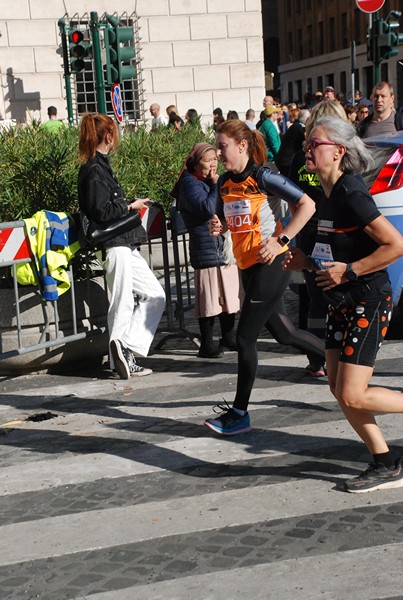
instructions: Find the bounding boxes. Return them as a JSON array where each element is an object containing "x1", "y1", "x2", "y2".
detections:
[{"x1": 128, "y1": 353, "x2": 153, "y2": 377}]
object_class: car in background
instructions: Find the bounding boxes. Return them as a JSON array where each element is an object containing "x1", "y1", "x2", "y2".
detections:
[{"x1": 363, "y1": 131, "x2": 403, "y2": 337}]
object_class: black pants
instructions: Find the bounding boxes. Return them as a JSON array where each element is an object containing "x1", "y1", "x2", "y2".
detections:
[{"x1": 233, "y1": 257, "x2": 325, "y2": 411}]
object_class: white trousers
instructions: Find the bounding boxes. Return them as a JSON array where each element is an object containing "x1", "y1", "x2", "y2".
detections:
[{"x1": 98, "y1": 247, "x2": 165, "y2": 361}]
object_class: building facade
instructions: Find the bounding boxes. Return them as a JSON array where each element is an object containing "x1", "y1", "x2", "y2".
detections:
[
  {"x1": 0, "y1": 0, "x2": 265, "y2": 126},
  {"x1": 277, "y1": 0, "x2": 403, "y2": 104}
]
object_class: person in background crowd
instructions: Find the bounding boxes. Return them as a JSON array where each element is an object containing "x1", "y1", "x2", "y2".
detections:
[
  {"x1": 185, "y1": 108, "x2": 200, "y2": 128},
  {"x1": 336, "y1": 92, "x2": 346, "y2": 106},
  {"x1": 170, "y1": 114, "x2": 183, "y2": 131},
  {"x1": 357, "y1": 81, "x2": 402, "y2": 138},
  {"x1": 244, "y1": 109, "x2": 256, "y2": 130},
  {"x1": 344, "y1": 104, "x2": 358, "y2": 126},
  {"x1": 275, "y1": 108, "x2": 310, "y2": 176},
  {"x1": 213, "y1": 108, "x2": 225, "y2": 131},
  {"x1": 149, "y1": 103, "x2": 167, "y2": 129},
  {"x1": 302, "y1": 92, "x2": 315, "y2": 109},
  {"x1": 166, "y1": 105, "x2": 185, "y2": 130},
  {"x1": 288, "y1": 100, "x2": 348, "y2": 378},
  {"x1": 226, "y1": 110, "x2": 239, "y2": 120},
  {"x1": 172, "y1": 143, "x2": 241, "y2": 358},
  {"x1": 283, "y1": 116, "x2": 403, "y2": 493},
  {"x1": 356, "y1": 103, "x2": 370, "y2": 125},
  {"x1": 256, "y1": 96, "x2": 274, "y2": 129},
  {"x1": 77, "y1": 113, "x2": 165, "y2": 379},
  {"x1": 323, "y1": 86, "x2": 336, "y2": 101},
  {"x1": 315, "y1": 91, "x2": 324, "y2": 103},
  {"x1": 40, "y1": 106, "x2": 65, "y2": 133},
  {"x1": 279, "y1": 104, "x2": 291, "y2": 136},
  {"x1": 204, "y1": 119, "x2": 324, "y2": 436},
  {"x1": 259, "y1": 105, "x2": 282, "y2": 165}
]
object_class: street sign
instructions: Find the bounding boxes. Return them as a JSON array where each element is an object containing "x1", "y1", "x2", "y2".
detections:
[
  {"x1": 111, "y1": 83, "x2": 123, "y2": 123},
  {"x1": 355, "y1": 0, "x2": 385, "y2": 13}
]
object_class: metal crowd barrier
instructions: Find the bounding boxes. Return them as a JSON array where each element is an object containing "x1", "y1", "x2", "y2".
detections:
[
  {"x1": 0, "y1": 203, "x2": 199, "y2": 367},
  {"x1": 0, "y1": 219, "x2": 107, "y2": 361}
]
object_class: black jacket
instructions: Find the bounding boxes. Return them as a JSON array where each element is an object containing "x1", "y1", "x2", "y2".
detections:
[{"x1": 78, "y1": 152, "x2": 147, "y2": 250}]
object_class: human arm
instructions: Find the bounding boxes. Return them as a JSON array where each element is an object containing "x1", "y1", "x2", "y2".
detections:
[
  {"x1": 179, "y1": 173, "x2": 218, "y2": 220},
  {"x1": 128, "y1": 198, "x2": 153, "y2": 212},
  {"x1": 256, "y1": 166, "x2": 315, "y2": 264}
]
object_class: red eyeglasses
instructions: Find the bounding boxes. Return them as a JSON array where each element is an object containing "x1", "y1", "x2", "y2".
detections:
[{"x1": 303, "y1": 137, "x2": 338, "y2": 151}]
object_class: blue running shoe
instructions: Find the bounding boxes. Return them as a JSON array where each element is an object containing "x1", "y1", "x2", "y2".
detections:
[{"x1": 204, "y1": 403, "x2": 251, "y2": 436}]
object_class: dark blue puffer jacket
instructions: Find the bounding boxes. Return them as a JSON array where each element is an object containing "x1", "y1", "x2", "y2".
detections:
[{"x1": 176, "y1": 170, "x2": 226, "y2": 269}]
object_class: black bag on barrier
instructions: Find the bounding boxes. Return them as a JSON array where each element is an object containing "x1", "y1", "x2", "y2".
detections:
[{"x1": 82, "y1": 210, "x2": 142, "y2": 247}]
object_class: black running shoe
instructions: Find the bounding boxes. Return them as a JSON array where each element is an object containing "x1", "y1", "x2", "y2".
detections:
[
  {"x1": 344, "y1": 458, "x2": 403, "y2": 493},
  {"x1": 204, "y1": 402, "x2": 251, "y2": 436}
]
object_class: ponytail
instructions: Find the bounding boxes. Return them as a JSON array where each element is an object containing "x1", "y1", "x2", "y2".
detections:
[{"x1": 79, "y1": 113, "x2": 118, "y2": 163}]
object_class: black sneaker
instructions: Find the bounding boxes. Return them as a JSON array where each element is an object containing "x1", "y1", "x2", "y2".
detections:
[
  {"x1": 204, "y1": 402, "x2": 251, "y2": 436},
  {"x1": 110, "y1": 339, "x2": 131, "y2": 380},
  {"x1": 344, "y1": 458, "x2": 403, "y2": 493}
]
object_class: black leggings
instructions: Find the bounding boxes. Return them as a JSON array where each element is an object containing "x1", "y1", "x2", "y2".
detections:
[{"x1": 233, "y1": 256, "x2": 325, "y2": 411}]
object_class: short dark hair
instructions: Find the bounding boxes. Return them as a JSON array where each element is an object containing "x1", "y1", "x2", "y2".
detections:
[{"x1": 47, "y1": 106, "x2": 57, "y2": 116}]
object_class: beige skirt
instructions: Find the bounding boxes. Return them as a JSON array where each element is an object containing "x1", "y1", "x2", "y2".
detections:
[{"x1": 194, "y1": 264, "x2": 243, "y2": 318}]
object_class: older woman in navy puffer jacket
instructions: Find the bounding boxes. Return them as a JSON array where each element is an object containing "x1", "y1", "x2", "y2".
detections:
[{"x1": 172, "y1": 143, "x2": 242, "y2": 358}]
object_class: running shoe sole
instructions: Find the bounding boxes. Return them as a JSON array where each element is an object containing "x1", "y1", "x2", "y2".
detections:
[
  {"x1": 110, "y1": 339, "x2": 130, "y2": 380},
  {"x1": 204, "y1": 420, "x2": 251, "y2": 436},
  {"x1": 345, "y1": 477, "x2": 403, "y2": 493}
]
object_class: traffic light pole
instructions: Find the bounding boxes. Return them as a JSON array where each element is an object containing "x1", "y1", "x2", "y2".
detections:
[
  {"x1": 90, "y1": 12, "x2": 106, "y2": 115},
  {"x1": 58, "y1": 19, "x2": 74, "y2": 126},
  {"x1": 374, "y1": 12, "x2": 381, "y2": 83}
]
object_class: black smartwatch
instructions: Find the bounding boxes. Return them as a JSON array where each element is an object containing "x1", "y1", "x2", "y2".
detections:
[
  {"x1": 277, "y1": 234, "x2": 290, "y2": 247},
  {"x1": 345, "y1": 263, "x2": 358, "y2": 281}
]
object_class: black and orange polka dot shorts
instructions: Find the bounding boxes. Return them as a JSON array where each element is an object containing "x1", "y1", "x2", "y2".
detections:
[{"x1": 325, "y1": 294, "x2": 393, "y2": 367}]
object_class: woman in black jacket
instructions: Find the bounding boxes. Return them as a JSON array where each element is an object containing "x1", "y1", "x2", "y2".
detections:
[
  {"x1": 172, "y1": 143, "x2": 241, "y2": 358},
  {"x1": 78, "y1": 113, "x2": 165, "y2": 379}
]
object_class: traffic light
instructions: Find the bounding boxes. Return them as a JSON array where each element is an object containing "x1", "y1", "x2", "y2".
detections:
[
  {"x1": 69, "y1": 29, "x2": 92, "y2": 73},
  {"x1": 104, "y1": 15, "x2": 136, "y2": 85},
  {"x1": 379, "y1": 17, "x2": 403, "y2": 60}
]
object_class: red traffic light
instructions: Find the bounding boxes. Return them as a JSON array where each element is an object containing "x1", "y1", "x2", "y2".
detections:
[{"x1": 69, "y1": 30, "x2": 84, "y2": 44}]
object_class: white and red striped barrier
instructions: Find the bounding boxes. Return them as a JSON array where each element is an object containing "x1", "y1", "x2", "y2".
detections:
[{"x1": 0, "y1": 225, "x2": 31, "y2": 266}]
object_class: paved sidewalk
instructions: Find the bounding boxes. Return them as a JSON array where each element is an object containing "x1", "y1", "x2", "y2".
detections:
[{"x1": 0, "y1": 288, "x2": 402, "y2": 600}]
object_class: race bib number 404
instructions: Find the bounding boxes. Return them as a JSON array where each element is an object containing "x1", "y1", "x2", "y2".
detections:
[{"x1": 224, "y1": 200, "x2": 253, "y2": 232}]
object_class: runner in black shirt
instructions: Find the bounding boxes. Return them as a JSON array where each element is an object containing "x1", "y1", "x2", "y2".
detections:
[{"x1": 283, "y1": 116, "x2": 403, "y2": 494}]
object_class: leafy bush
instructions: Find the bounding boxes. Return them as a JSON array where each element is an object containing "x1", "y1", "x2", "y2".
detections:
[{"x1": 0, "y1": 122, "x2": 216, "y2": 222}]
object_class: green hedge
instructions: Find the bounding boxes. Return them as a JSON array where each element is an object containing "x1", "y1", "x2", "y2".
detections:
[{"x1": 0, "y1": 123, "x2": 216, "y2": 223}]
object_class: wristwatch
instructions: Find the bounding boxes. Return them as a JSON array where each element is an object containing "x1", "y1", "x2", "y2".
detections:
[
  {"x1": 345, "y1": 263, "x2": 358, "y2": 281},
  {"x1": 277, "y1": 234, "x2": 290, "y2": 247}
]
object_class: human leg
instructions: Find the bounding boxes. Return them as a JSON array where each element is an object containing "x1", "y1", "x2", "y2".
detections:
[
  {"x1": 205, "y1": 259, "x2": 289, "y2": 435},
  {"x1": 198, "y1": 316, "x2": 223, "y2": 358},
  {"x1": 265, "y1": 296, "x2": 325, "y2": 366},
  {"x1": 326, "y1": 297, "x2": 403, "y2": 492},
  {"x1": 218, "y1": 312, "x2": 237, "y2": 350},
  {"x1": 122, "y1": 248, "x2": 165, "y2": 357},
  {"x1": 101, "y1": 247, "x2": 164, "y2": 377},
  {"x1": 304, "y1": 271, "x2": 328, "y2": 375}
]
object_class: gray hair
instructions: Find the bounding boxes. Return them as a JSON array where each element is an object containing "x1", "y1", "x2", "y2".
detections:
[
  {"x1": 298, "y1": 109, "x2": 311, "y2": 125},
  {"x1": 311, "y1": 116, "x2": 373, "y2": 174}
]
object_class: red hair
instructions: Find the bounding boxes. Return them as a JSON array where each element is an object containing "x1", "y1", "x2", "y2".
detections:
[
  {"x1": 216, "y1": 119, "x2": 266, "y2": 165},
  {"x1": 79, "y1": 113, "x2": 119, "y2": 163}
]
